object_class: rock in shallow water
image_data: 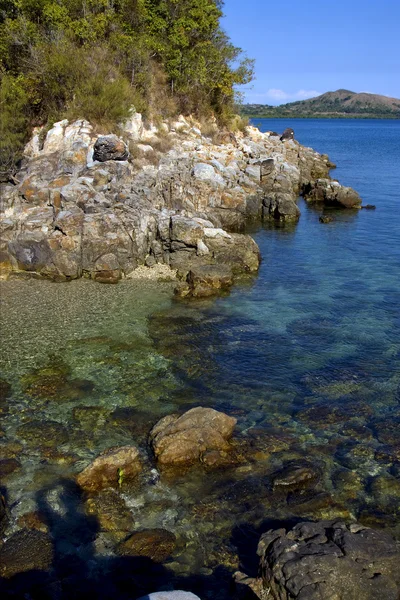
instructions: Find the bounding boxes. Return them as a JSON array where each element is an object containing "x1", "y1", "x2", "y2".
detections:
[
  {"x1": 116, "y1": 528, "x2": 177, "y2": 562},
  {"x1": 150, "y1": 407, "x2": 237, "y2": 466},
  {"x1": 0, "y1": 529, "x2": 54, "y2": 578},
  {"x1": 77, "y1": 445, "x2": 142, "y2": 492},
  {"x1": 256, "y1": 520, "x2": 400, "y2": 600}
]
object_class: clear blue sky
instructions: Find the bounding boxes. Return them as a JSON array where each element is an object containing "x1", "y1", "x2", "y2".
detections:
[{"x1": 221, "y1": 0, "x2": 400, "y2": 104}]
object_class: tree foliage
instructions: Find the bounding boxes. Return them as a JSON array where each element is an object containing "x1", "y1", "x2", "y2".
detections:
[{"x1": 0, "y1": 0, "x2": 254, "y2": 175}]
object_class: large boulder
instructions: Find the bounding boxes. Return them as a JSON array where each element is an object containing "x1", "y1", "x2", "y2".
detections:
[
  {"x1": 150, "y1": 407, "x2": 237, "y2": 466},
  {"x1": 77, "y1": 445, "x2": 142, "y2": 492},
  {"x1": 304, "y1": 179, "x2": 361, "y2": 208},
  {"x1": 93, "y1": 135, "x2": 129, "y2": 162},
  {"x1": 257, "y1": 520, "x2": 400, "y2": 600}
]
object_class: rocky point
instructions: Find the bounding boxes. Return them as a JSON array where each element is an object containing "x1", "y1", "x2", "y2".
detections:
[{"x1": 0, "y1": 114, "x2": 361, "y2": 297}]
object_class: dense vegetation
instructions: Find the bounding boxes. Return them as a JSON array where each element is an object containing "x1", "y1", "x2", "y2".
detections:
[
  {"x1": 241, "y1": 90, "x2": 400, "y2": 119},
  {"x1": 0, "y1": 0, "x2": 253, "y2": 177}
]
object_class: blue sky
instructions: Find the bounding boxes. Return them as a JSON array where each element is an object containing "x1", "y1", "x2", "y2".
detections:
[{"x1": 222, "y1": 0, "x2": 400, "y2": 104}]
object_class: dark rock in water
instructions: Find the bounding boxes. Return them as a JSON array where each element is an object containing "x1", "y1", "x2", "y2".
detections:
[
  {"x1": 256, "y1": 520, "x2": 400, "y2": 600},
  {"x1": 271, "y1": 461, "x2": 320, "y2": 493},
  {"x1": 16, "y1": 419, "x2": 69, "y2": 448},
  {"x1": 362, "y1": 204, "x2": 376, "y2": 210},
  {"x1": 0, "y1": 494, "x2": 9, "y2": 536},
  {"x1": 21, "y1": 360, "x2": 94, "y2": 402},
  {"x1": 0, "y1": 377, "x2": 12, "y2": 401},
  {"x1": 319, "y1": 215, "x2": 334, "y2": 223},
  {"x1": 0, "y1": 458, "x2": 21, "y2": 478},
  {"x1": 85, "y1": 489, "x2": 135, "y2": 540},
  {"x1": 373, "y1": 415, "x2": 400, "y2": 445},
  {"x1": 0, "y1": 377, "x2": 11, "y2": 416},
  {"x1": 116, "y1": 528, "x2": 177, "y2": 562},
  {"x1": 0, "y1": 529, "x2": 54, "y2": 578},
  {"x1": 93, "y1": 135, "x2": 129, "y2": 162},
  {"x1": 280, "y1": 128, "x2": 295, "y2": 141}
]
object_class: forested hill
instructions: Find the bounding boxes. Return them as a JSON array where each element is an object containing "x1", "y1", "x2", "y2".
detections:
[
  {"x1": 241, "y1": 90, "x2": 400, "y2": 119},
  {"x1": 0, "y1": 0, "x2": 253, "y2": 176}
]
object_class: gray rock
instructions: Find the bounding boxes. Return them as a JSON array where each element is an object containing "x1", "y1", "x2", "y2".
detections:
[
  {"x1": 257, "y1": 520, "x2": 400, "y2": 600},
  {"x1": 93, "y1": 135, "x2": 129, "y2": 162}
]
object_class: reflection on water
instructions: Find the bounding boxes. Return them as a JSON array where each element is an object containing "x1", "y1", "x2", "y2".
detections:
[{"x1": 1, "y1": 120, "x2": 400, "y2": 598}]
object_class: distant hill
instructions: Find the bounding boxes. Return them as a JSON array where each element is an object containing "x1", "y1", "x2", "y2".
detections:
[{"x1": 241, "y1": 89, "x2": 400, "y2": 119}]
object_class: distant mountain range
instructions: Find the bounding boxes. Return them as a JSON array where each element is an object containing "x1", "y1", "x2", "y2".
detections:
[{"x1": 241, "y1": 90, "x2": 400, "y2": 119}]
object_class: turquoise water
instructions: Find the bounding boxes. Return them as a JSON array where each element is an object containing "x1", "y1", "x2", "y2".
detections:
[{"x1": 1, "y1": 119, "x2": 400, "y2": 598}]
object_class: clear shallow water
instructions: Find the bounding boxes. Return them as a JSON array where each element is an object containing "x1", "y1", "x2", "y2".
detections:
[{"x1": 0, "y1": 120, "x2": 400, "y2": 598}]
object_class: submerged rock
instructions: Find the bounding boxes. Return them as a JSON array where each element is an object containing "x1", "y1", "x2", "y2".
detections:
[
  {"x1": 271, "y1": 461, "x2": 321, "y2": 493},
  {"x1": 256, "y1": 520, "x2": 400, "y2": 600},
  {"x1": 0, "y1": 529, "x2": 54, "y2": 578},
  {"x1": 116, "y1": 528, "x2": 177, "y2": 562},
  {"x1": 150, "y1": 407, "x2": 237, "y2": 466},
  {"x1": 319, "y1": 215, "x2": 334, "y2": 223},
  {"x1": 17, "y1": 419, "x2": 69, "y2": 448},
  {"x1": 77, "y1": 445, "x2": 142, "y2": 492}
]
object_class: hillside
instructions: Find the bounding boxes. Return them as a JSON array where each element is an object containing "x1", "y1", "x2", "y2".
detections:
[{"x1": 241, "y1": 89, "x2": 400, "y2": 119}]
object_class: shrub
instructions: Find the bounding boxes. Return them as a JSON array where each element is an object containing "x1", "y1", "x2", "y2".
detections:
[{"x1": 0, "y1": 73, "x2": 30, "y2": 180}]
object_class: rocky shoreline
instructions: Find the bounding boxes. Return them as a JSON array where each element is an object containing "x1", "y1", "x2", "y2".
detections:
[{"x1": 0, "y1": 114, "x2": 361, "y2": 297}]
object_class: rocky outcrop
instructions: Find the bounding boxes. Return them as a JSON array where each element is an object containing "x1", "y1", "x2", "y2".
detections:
[
  {"x1": 304, "y1": 178, "x2": 362, "y2": 208},
  {"x1": 76, "y1": 445, "x2": 142, "y2": 492},
  {"x1": 252, "y1": 520, "x2": 400, "y2": 600},
  {"x1": 0, "y1": 114, "x2": 360, "y2": 291},
  {"x1": 150, "y1": 407, "x2": 237, "y2": 466}
]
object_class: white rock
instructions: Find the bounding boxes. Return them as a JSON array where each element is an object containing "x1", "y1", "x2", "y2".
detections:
[
  {"x1": 120, "y1": 110, "x2": 143, "y2": 142},
  {"x1": 197, "y1": 239, "x2": 209, "y2": 256},
  {"x1": 136, "y1": 593, "x2": 201, "y2": 600},
  {"x1": 203, "y1": 227, "x2": 232, "y2": 239}
]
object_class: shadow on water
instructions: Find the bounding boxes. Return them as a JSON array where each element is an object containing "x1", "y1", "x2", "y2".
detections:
[{"x1": 0, "y1": 479, "x2": 261, "y2": 600}]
